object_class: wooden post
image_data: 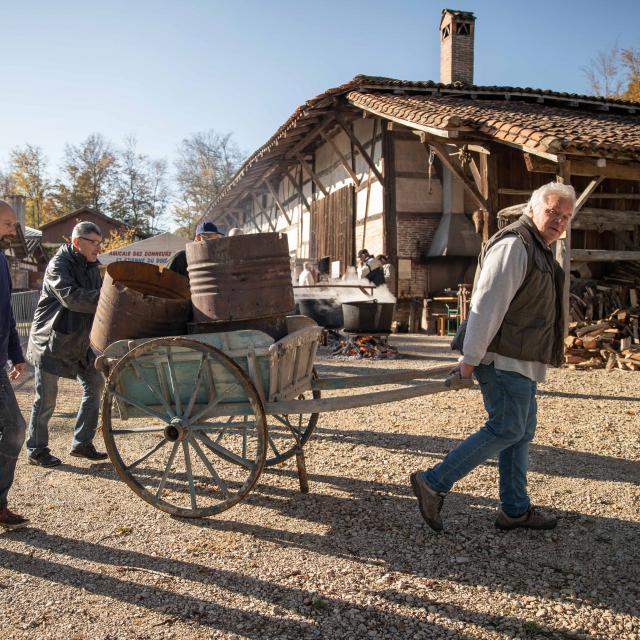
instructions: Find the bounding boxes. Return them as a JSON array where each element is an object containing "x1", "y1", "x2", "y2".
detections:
[
  {"x1": 557, "y1": 161, "x2": 572, "y2": 336},
  {"x1": 381, "y1": 123, "x2": 397, "y2": 284}
]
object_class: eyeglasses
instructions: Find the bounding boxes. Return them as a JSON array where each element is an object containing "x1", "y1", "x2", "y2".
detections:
[{"x1": 79, "y1": 237, "x2": 103, "y2": 247}]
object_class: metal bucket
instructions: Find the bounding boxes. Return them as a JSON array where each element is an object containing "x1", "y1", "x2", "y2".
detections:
[
  {"x1": 90, "y1": 261, "x2": 191, "y2": 354},
  {"x1": 187, "y1": 232, "x2": 295, "y2": 324},
  {"x1": 341, "y1": 301, "x2": 395, "y2": 334}
]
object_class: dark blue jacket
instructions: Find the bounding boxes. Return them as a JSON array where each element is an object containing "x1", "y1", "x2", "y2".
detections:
[{"x1": 0, "y1": 251, "x2": 25, "y2": 368}]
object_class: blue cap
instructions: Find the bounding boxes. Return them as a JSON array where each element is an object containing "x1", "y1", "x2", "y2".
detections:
[{"x1": 196, "y1": 221, "x2": 223, "y2": 236}]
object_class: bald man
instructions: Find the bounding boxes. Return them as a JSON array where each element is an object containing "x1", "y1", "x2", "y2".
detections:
[{"x1": 0, "y1": 201, "x2": 29, "y2": 529}]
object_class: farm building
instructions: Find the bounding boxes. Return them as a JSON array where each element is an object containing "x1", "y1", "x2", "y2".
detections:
[{"x1": 205, "y1": 9, "x2": 640, "y2": 326}]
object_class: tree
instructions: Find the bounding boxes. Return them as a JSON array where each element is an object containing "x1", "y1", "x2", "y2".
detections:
[
  {"x1": 110, "y1": 137, "x2": 170, "y2": 234},
  {"x1": 583, "y1": 45, "x2": 640, "y2": 101},
  {"x1": 173, "y1": 131, "x2": 243, "y2": 237},
  {"x1": 100, "y1": 226, "x2": 138, "y2": 253},
  {"x1": 8, "y1": 144, "x2": 53, "y2": 227},
  {"x1": 52, "y1": 133, "x2": 117, "y2": 214},
  {"x1": 620, "y1": 48, "x2": 640, "y2": 102}
]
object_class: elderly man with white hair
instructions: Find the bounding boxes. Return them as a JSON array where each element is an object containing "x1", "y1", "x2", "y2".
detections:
[
  {"x1": 26, "y1": 221, "x2": 107, "y2": 467},
  {"x1": 411, "y1": 181, "x2": 576, "y2": 533}
]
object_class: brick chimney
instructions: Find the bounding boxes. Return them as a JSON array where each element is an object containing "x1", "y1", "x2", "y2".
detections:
[{"x1": 439, "y1": 9, "x2": 475, "y2": 85}]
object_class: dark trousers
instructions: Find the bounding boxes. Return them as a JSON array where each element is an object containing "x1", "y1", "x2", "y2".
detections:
[{"x1": 0, "y1": 368, "x2": 26, "y2": 508}]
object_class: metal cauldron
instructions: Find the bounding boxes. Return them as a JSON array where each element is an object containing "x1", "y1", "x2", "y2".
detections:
[
  {"x1": 341, "y1": 300, "x2": 395, "y2": 334},
  {"x1": 297, "y1": 298, "x2": 344, "y2": 329}
]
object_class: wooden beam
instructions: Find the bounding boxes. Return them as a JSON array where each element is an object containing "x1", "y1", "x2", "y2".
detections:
[
  {"x1": 571, "y1": 211, "x2": 636, "y2": 231},
  {"x1": 428, "y1": 141, "x2": 490, "y2": 212},
  {"x1": 524, "y1": 153, "x2": 640, "y2": 181},
  {"x1": 574, "y1": 176, "x2": 605, "y2": 214},
  {"x1": 286, "y1": 116, "x2": 335, "y2": 157},
  {"x1": 295, "y1": 151, "x2": 329, "y2": 196},
  {"x1": 335, "y1": 113, "x2": 384, "y2": 186},
  {"x1": 354, "y1": 102, "x2": 461, "y2": 139},
  {"x1": 251, "y1": 192, "x2": 276, "y2": 232},
  {"x1": 285, "y1": 168, "x2": 312, "y2": 214},
  {"x1": 587, "y1": 192, "x2": 640, "y2": 200},
  {"x1": 263, "y1": 179, "x2": 292, "y2": 225},
  {"x1": 571, "y1": 250, "x2": 640, "y2": 262},
  {"x1": 498, "y1": 188, "x2": 533, "y2": 196},
  {"x1": 320, "y1": 131, "x2": 361, "y2": 187}
]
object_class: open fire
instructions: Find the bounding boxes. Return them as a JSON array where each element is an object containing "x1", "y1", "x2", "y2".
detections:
[{"x1": 326, "y1": 330, "x2": 399, "y2": 359}]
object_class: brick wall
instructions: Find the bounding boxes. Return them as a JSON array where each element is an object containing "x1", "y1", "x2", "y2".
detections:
[
  {"x1": 397, "y1": 213, "x2": 440, "y2": 259},
  {"x1": 440, "y1": 12, "x2": 475, "y2": 85}
]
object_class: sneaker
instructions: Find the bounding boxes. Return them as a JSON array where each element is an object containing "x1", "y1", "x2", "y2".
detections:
[
  {"x1": 495, "y1": 506, "x2": 557, "y2": 531},
  {"x1": 0, "y1": 506, "x2": 30, "y2": 530},
  {"x1": 410, "y1": 471, "x2": 446, "y2": 532},
  {"x1": 69, "y1": 442, "x2": 108, "y2": 461},
  {"x1": 28, "y1": 450, "x2": 62, "y2": 467}
]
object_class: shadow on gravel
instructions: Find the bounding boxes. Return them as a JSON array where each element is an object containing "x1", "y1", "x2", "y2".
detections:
[
  {"x1": 183, "y1": 468, "x2": 640, "y2": 619},
  {"x1": 3, "y1": 529, "x2": 481, "y2": 639},
  {"x1": 307, "y1": 425, "x2": 640, "y2": 485},
  {"x1": 537, "y1": 389, "x2": 640, "y2": 403}
]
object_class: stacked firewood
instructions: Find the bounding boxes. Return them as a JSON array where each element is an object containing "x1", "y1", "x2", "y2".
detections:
[
  {"x1": 569, "y1": 279, "x2": 636, "y2": 323},
  {"x1": 564, "y1": 308, "x2": 640, "y2": 370}
]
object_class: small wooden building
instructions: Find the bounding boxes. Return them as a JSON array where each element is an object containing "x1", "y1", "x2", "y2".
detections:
[
  {"x1": 205, "y1": 9, "x2": 640, "y2": 325},
  {"x1": 39, "y1": 206, "x2": 134, "y2": 249}
]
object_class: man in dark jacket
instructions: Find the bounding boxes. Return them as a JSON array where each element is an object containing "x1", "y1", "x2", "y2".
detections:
[
  {"x1": 26, "y1": 221, "x2": 107, "y2": 467},
  {"x1": 0, "y1": 201, "x2": 29, "y2": 528}
]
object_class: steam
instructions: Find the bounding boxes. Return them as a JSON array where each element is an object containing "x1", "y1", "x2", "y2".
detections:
[{"x1": 294, "y1": 278, "x2": 396, "y2": 304}]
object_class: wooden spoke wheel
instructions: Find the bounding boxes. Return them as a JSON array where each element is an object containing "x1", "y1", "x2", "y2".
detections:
[
  {"x1": 264, "y1": 369, "x2": 320, "y2": 467},
  {"x1": 101, "y1": 337, "x2": 267, "y2": 518}
]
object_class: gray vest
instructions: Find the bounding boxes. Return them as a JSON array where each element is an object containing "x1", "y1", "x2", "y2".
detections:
[{"x1": 476, "y1": 215, "x2": 565, "y2": 367}]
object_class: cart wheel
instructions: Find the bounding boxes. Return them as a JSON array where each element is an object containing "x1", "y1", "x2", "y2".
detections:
[
  {"x1": 101, "y1": 337, "x2": 267, "y2": 518},
  {"x1": 264, "y1": 368, "x2": 320, "y2": 466}
]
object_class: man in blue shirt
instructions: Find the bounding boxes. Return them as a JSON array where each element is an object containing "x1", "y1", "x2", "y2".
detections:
[{"x1": 0, "y1": 200, "x2": 29, "y2": 529}]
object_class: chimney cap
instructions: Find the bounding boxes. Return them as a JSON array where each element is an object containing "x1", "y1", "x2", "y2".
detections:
[{"x1": 440, "y1": 8, "x2": 476, "y2": 28}]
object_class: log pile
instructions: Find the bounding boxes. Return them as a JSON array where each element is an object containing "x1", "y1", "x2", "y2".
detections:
[
  {"x1": 569, "y1": 278, "x2": 637, "y2": 323},
  {"x1": 564, "y1": 308, "x2": 640, "y2": 370}
]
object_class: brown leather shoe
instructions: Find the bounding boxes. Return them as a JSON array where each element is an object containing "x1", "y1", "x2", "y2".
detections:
[
  {"x1": 495, "y1": 506, "x2": 557, "y2": 531},
  {"x1": 0, "y1": 506, "x2": 30, "y2": 530},
  {"x1": 410, "y1": 472, "x2": 446, "y2": 532}
]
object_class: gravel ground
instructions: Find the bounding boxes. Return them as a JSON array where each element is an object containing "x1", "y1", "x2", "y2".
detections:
[{"x1": 1, "y1": 335, "x2": 639, "y2": 640}]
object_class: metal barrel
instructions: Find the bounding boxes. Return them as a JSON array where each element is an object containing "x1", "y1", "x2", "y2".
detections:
[
  {"x1": 186, "y1": 232, "x2": 295, "y2": 324},
  {"x1": 90, "y1": 261, "x2": 192, "y2": 354}
]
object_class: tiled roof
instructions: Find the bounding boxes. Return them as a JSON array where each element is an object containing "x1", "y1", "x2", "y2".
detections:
[
  {"x1": 347, "y1": 91, "x2": 640, "y2": 160},
  {"x1": 207, "y1": 75, "x2": 640, "y2": 218}
]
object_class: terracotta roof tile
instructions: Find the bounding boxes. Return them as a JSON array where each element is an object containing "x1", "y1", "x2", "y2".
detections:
[{"x1": 207, "y1": 75, "x2": 640, "y2": 216}]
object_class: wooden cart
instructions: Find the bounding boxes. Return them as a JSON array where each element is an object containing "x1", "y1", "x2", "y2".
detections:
[{"x1": 96, "y1": 317, "x2": 471, "y2": 518}]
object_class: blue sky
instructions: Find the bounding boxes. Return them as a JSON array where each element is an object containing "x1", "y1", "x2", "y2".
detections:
[{"x1": 2, "y1": 0, "x2": 639, "y2": 170}]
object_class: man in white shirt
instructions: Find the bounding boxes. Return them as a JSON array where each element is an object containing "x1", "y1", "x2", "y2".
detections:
[
  {"x1": 411, "y1": 182, "x2": 576, "y2": 532},
  {"x1": 298, "y1": 262, "x2": 315, "y2": 287}
]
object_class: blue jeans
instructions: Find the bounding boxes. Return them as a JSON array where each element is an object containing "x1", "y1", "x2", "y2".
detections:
[
  {"x1": 0, "y1": 369, "x2": 27, "y2": 508},
  {"x1": 424, "y1": 362, "x2": 537, "y2": 517},
  {"x1": 26, "y1": 366, "x2": 104, "y2": 456}
]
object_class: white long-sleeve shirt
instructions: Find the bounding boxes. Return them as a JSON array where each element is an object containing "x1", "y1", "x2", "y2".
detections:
[{"x1": 462, "y1": 235, "x2": 548, "y2": 383}]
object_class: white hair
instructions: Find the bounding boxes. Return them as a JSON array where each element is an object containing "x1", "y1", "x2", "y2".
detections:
[
  {"x1": 228, "y1": 227, "x2": 244, "y2": 236},
  {"x1": 72, "y1": 221, "x2": 102, "y2": 239},
  {"x1": 527, "y1": 182, "x2": 576, "y2": 218}
]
